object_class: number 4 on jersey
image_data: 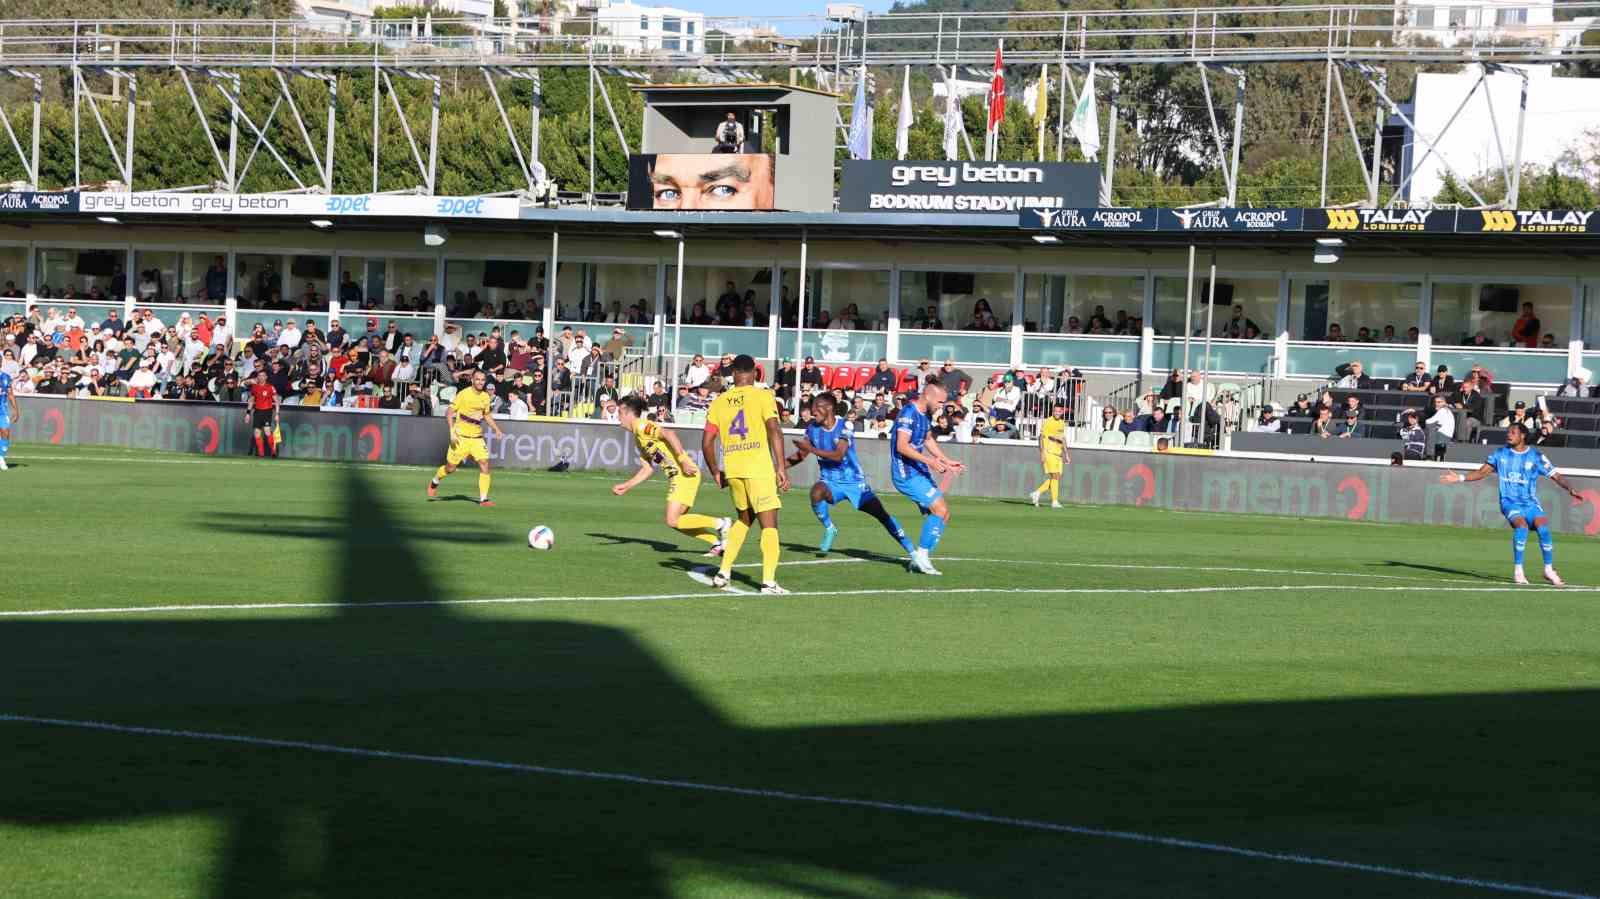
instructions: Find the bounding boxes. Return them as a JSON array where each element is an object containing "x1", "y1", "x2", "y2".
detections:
[{"x1": 728, "y1": 409, "x2": 748, "y2": 439}]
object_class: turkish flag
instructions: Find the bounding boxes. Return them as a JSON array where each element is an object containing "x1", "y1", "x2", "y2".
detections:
[{"x1": 987, "y1": 42, "x2": 1006, "y2": 131}]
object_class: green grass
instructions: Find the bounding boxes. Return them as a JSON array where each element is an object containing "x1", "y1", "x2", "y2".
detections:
[{"x1": 1, "y1": 443, "x2": 1598, "y2": 899}]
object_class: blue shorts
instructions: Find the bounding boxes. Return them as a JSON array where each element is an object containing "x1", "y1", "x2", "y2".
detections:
[
  {"x1": 820, "y1": 480, "x2": 876, "y2": 510},
  {"x1": 1501, "y1": 501, "x2": 1546, "y2": 525},
  {"x1": 893, "y1": 473, "x2": 944, "y2": 512}
]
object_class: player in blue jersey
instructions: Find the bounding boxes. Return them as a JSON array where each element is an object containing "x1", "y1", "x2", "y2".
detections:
[
  {"x1": 0, "y1": 370, "x2": 15, "y2": 471},
  {"x1": 890, "y1": 379, "x2": 965, "y2": 575},
  {"x1": 1439, "y1": 422, "x2": 1582, "y2": 585},
  {"x1": 786, "y1": 392, "x2": 914, "y2": 557}
]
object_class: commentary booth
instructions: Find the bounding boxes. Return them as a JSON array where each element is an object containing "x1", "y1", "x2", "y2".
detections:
[{"x1": 627, "y1": 83, "x2": 838, "y2": 213}]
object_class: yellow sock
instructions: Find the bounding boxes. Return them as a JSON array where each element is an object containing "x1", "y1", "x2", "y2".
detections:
[
  {"x1": 760, "y1": 528, "x2": 780, "y2": 585},
  {"x1": 718, "y1": 520, "x2": 751, "y2": 576},
  {"x1": 1035, "y1": 479, "x2": 1052, "y2": 495},
  {"x1": 434, "y1": 465, "x2": 449, "y2": 482},
  {"x1": 1047, "y1": 479, "x2": 1060, "y2": 503},
  {"x1": 478, "y1": 472, "x2": 491, "y2": 500},
  {"x1": 674, "y1": 512, "x2": 722, "y2": 545}
]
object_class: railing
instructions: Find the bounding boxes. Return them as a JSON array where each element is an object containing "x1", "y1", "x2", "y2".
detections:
[{"x1": 2, "y1": 4, "x2": 1598, "y2": 69}]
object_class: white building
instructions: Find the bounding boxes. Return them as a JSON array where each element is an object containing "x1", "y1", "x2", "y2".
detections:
[
  {"x1": 297, "y1": 0, "x2": 496, "y2": 32},
  {"x1": 1393, "y1": 0, "x2": 1594, "y2": 48},
  {"x1": 589, "y1": 0, "x2": 706, "y2": 55},
  {"x1": 1402, "y1": 66, "x2": 1600, "y2": 203}
]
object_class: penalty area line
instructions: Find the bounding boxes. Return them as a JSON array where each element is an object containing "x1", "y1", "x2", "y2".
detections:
[
  {"x1": 0, "y1": 582, "x2": 1590, "y2": 619},
  {"x1": 0, "y1": 714, "x2": 1590, "y2": 899}
]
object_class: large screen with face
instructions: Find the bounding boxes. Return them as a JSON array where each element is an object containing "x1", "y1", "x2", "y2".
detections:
[{"x1": 627, "y1": 154, "x2": 776, "y2": 211}]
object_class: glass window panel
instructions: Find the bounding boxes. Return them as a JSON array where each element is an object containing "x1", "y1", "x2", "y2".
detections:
[
  {"x1": 1290, "y1": 278, "x2": 1421, "y2": 343},
  {"x1": 1432, "y1": 347, "x2": 1567, "y2": 384},
  {"x1": 446, "y1": 258, "x2": 544, "y2": 321},
  {"x1": 777, "y1": 267, "x2": 889, "y2": 331},
  {"x1": 0, "y1": 245, "x2": 26, "y2": 299},
  {"x1": 556, "y1": 261, "x2": 656, "y2": 326},
  {"x1": 665, "y1": 264, "x2": 771, "y2": 326},
  {"x1": 1150, "y1": 337, "x2": 1275, "y2": 375},
  {"x1": 1154, "y1": 275, "x2": 1277, "y2": 340},
  {"x1": 336, "y1": 256, "x2": 438, "y2": 313},
  {"x1": 898, "y1": 269, "x2": 1015, "y2": 332},
  {"x1": 287, "y1": 254, "x2": 331, "y2": 309},
  {"x1": 898, "y1": 331, "x2": 1012, "y2": 365},
  {"x1": 1025, "y1": 273, "x2": 1145, "y2": 335},
  {"x1": 775, "y1": 328, "x2": 887, "y2": 365},
  {"x1": 1431, "y1": 280, "x2": 1571, "y2": 348},
  {"x1": 1585, "y1": 281, "x2": 1600, "y2": 348},
  {"x1": 1285, "y1": 344, "x2": 1419, "y2": 379},
  {"x1": 1022, "y1": 335, "x2": 1140, "y2": 370},
  {"x1": 33, "y1": 247, "x2": 125, "y2": 304},
  {"x1": 235, "y1": 253, "x2": 285, "y2": 308}
]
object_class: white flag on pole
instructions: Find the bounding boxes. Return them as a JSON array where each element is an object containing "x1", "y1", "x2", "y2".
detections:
[
  {"x1": 941, "y1": 67, "x2": 961, "y2": 160},
  {"x1": 895, "y1": 66, "x2": 913, "y2": 160},
  {"x1": 1070, "y1": 63, "x2": 1101, "y2": 161}
]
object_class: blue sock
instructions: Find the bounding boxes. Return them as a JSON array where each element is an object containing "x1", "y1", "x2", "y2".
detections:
[
  {"x1": 1512, "y1": 526, "x2": 1528, "y2": 567},
  {"x1": 1536, "y1": 524, "x2": 1554, "y2": 565},
  {"x1": 0, "y1": 435, "x2": 8, "y2": 458},
  {"x1": 918, "y1": 515, "x2": 946, "y2": 553},
  {"x1": 881, "y1": 515, "x2": 913, "y2": 553},
  {"x1": 812, "y1": 500, "x2": 834, "y2": 529}
]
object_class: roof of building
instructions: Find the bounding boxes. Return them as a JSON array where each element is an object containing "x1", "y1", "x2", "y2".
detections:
[{"x1": 628, "y1": 82, "x2": 839, "y2": 99}]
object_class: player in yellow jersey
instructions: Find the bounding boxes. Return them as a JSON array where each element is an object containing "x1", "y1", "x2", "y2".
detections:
[
  {"x1": 701, "y1": 354, "x2": 790, "y2": 595},
  {"x1": 612, "y1": 396, "x2": 732, "y2": 554},
  {"x1": 1028, "y1": 399, "x2": 1070, "y2": 509},
  {"x1": 428, "y1": 369, "x2": 504, "y2": 507}
]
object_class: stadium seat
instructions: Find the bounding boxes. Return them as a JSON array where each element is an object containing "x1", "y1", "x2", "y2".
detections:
[
  {"x1": 1124, "y1": 431, "x2": 1152, "y2": 449},
  {"x1": 852, "y1": 366, "x2": 875, "y2": 390},
  {"x1": 815, "y1": 364, "x2": 834, "y2": 386},
  {"x1": 896, "y1": 370, "x2": 918, "y2": 393},
  {"x1": 571, "y1": 402, "x2": 595, "y2": 419},
  {"x1": 1098, "y1": 430, "x2": 1126, "y2": 447},
  {"x1": 830, "y1": 366, "x2": 856, "y2": 390}
]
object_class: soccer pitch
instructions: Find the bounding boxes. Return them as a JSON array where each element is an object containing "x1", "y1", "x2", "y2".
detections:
[{"x1": 2, "y1": 445, "x2": 1597, "y2": 899}]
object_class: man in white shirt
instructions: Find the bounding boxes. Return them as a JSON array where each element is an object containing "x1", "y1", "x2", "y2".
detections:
[
  {"x1": 990, "y1": 376, "x2": 1022, "y2": 420},
  {"x1": 63, "y1": 307, "x2": 85, "y2": 331},
  {"x1": 506, "y1": 391, "x2": 530, "y2": 421},
  {"x1": 211, "y1": 316, "x2": 234, "y2": 349},
  {"x1": 141, "y1": 309, "x2": 166, "y2": 337},
  {"x1": 566, "y1": 332, "x2": 590, "y2": 371},
  {"x1": 127, "y1": 360, "x2": 158, "y2": 396},
  {"x1": 1426, "y1": 393, "x2": 1456, "y2": 461},
  {"x1": 277, "y1": 321, "x2": 302, "y2": 350}
]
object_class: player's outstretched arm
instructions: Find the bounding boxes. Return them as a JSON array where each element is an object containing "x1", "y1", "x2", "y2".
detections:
[
  {"x1": 802, "y1": 436, "x2": 849, "y2": 463},
  {"x1": 1549, "y1": 471, "x2": 1584, "y2": 501},
  {"x1": 1439, "y1": 463, "x2": 1494, "y2": 485},
  {"x1": 613, "y1": 461, "x2": 654, "y2": 496},
  {"x1": 925, "y1": 436, "x2": 965, "y2": 472},
  {"x1": 896, "y1": 430, "x2": 947, "y2": 473},
  {"x1": 484, "y1": 407, "x2": 503, "y2": 438}
]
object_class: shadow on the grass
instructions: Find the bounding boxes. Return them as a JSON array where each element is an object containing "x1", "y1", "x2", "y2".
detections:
[
  {"x1": 2, "y1": 467, "x2": 1597, "y2": 898},
  {"x1": 1374, "y1": 560, "x2": 1507, "y2": 582}
]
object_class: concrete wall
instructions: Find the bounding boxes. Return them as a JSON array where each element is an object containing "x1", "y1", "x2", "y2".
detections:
[{"x1": 15, "y1": 395, "x2": 1600, "y2": 535}]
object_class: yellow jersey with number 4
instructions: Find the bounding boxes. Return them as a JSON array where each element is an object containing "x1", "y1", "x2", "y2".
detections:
[
  {"x1": 1039, "y1": 417, "x2": 1066, "y2": 458},
  {"x1": 706, "y1": 385, "x2": 778, "y2": 479}
]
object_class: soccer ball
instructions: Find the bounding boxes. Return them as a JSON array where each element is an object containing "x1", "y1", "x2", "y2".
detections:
[{"x1": 527, "y1": 526, "x2": 555, "y2": 551}]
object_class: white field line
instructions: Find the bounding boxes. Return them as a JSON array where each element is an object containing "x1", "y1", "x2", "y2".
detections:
[
  {"x1": 1, "y1": 582, "x2": 1588, "y2": 619},
  {"x1": 732, "y1": 556, "x2": 1484, "y2": 585},
  {"x1": 0, "y1": 714, "x2": 1591, "y2": 899}
]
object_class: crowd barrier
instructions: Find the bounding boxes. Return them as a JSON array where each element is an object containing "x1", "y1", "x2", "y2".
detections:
[{"x1": 12, "y1": 396, "x2": 1600, "y2": 535}]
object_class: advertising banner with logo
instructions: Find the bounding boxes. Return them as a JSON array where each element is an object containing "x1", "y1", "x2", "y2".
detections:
[
  {"x1": 627, "y1": 154, "x2": 777, "y2": 211},
  {"x1": 841, "y1": 160, "x2": 1099, "y2": 214},
  {"x1": 1302, "y1": 207, "x2": 1457, "y2": 233},
  {"x1": 1156, "y1": 207, "x2": 1303, "y2": 232},
  {"x1": 19, "y1": 396, "x2": 1600, "y2": 534},
  {"x1": 1455, "y1": 209, "x2": 1600, "y2": 234},
  {"x1": 1024, "y1": 206, "x2": 1160, "y2": 231},
  {"x1": 73, "y1": 193, "x2": 522, "y2": 220},
  {"x1": 0, "y1": 192, "x2": 80, "y2": 214}
]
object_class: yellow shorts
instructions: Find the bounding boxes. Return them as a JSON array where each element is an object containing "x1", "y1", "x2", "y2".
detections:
[
  {"x1": 1043, "y1": 454, "x2": 1064, "y2": 475},
  {"x1": 727, "y1": 474, "x2": 782, "y2": 514},
  {"x1": 666, "y1": 473, "x2": 702, "y2": 508},
  {"x1": 447, "y1": 435, "x2": 489, "y2": 466}
]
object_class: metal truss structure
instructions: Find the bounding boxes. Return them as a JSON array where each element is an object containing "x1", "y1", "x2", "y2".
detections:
[{"x1": 0, "y1": 3, "x2": 1595, "y2": 205}]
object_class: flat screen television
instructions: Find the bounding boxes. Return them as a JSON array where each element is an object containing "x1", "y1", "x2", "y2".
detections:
[
  {"x1": 482, "y1": 260, "x2": 532, "y2": 290},
  {"x1": 290, "y1": 256, "x2": 331, "y2": 280},
  {"x1": 1478, "y1": 285, "x2": 1520, "y2": 312},
  {"x1": 74, "y1": 251, "x2": 119, "y2": 277}
]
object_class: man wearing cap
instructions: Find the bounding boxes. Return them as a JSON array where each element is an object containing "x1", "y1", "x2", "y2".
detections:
[
  {"x1": 601, "y1": 327, "x2": 633, "y2": 361},
  {"x1": 1430, "y1": 365, "x2": 1456, "y2": 396}
]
